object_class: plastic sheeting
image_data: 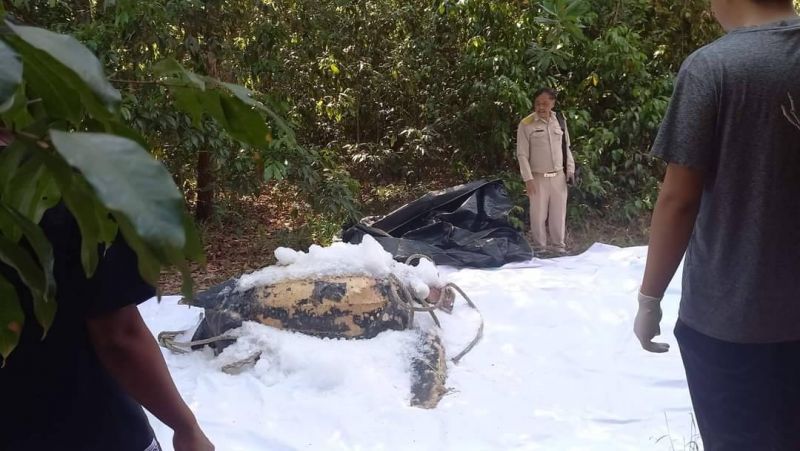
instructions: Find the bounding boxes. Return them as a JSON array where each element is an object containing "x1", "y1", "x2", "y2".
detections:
[{"x1": 342, "y1": 180, "x2": 532, "y2": 268}]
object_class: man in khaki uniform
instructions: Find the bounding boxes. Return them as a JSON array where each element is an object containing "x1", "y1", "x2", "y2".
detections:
[{"x1": 516, "y1": 88, "x2": 575, "y2": 254}]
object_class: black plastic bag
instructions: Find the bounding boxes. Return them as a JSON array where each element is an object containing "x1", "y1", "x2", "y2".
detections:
[{"x1": 342, "y1": 179, "x2": 532, "y2": 267}]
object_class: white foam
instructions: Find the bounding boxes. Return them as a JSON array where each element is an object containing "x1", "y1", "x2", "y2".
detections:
[
  {"x1": 236, "y1": 235, "x2": 443, "y2": 300},
  {"x1": 140, "y1": 244, "x2": 696, "y2": 451}
]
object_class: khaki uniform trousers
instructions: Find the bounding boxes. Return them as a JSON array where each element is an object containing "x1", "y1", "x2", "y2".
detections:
[{"x1": 529, "y1": 172, "x2": 567, "y2": 251}]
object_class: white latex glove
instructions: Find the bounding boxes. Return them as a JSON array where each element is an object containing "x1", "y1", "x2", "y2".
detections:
[{"x1": 634, "y1": 291, "x2": 670, "y2": 353}]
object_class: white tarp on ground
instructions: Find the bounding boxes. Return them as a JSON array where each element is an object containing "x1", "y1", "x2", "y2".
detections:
[{"x1": 139, "y1": 243, "x2": 700, "y2": 451}]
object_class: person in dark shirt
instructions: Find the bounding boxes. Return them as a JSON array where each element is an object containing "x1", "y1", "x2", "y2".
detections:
[
  {"x1": 0, "y1": 163, "x2": 213, "y2": 448},
  {"x1": 636, "y1": 0, "x2": 800, "y2": 449}
]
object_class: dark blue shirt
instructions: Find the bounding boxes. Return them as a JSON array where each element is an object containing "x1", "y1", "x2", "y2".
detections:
[{"x1": 0, "y1": 204, "x2": 157, "y2": 450}]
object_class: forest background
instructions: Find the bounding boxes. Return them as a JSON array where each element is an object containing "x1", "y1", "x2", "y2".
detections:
[{"x1": 5, "y1": 0, "x2": 771, "y2": 292}]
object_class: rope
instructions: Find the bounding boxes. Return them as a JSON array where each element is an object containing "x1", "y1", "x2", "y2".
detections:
[
  {"x1": 157, "y1": 330, "x2": 238, "y2": 354},
  {"x1": 402, "y1": 254, "x2": 484, "y2": 364},
  {"x1": 388, "y1": 273, "x2": 441, "y2": 328},
  {"x1": 446, "y1": 282, "x2": 485, "y2": 365}
]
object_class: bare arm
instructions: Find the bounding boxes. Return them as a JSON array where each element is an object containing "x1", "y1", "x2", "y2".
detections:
[
  {"x1": 640, "y1": 163, "x2": 704, "y2": 297},
  {"x1": 87, "y1": 305, "x2": 213, "y2": 450}
]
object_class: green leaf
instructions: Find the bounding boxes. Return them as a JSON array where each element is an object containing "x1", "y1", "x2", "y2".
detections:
[
  {"x1": 115, "y1": 214, "x2": 161, "y2": 288},
  {"x1": 169, "y1": 86, "x2": 204, "y2": 128},
  {"x1": 37, "y1": 151, "x2": 101, "y2": 277},
  {"x1": 95, "y1": 200, "x2": 119, "y2": 246},
  {"x1": 220, "y1": 95, "x2": 271, "y2": 147},
  {"x1": 0, "y1": 274, "x2": 24, "y2": 365},
  {"x1": 219, "y1": 81, "x2": 295, "y2": 139},
  {"x1": 0, "y1": 234, "x2": 44, "y2": 302},
  {"x1": 154, "y1": 61, "x2": 295, "y2": 144},
  {"x1": 6, "y1": 21, "x2": 121, "y2": 110},
  {"x1": 196, "y1": 89, "x2": 229, "y2": 130},
  {"x1": 0, "y1": 40, "x2": 22, "y2": 113},
  {"x1": 49, "y1": 131, "x2": 186, "y2": 250},
  {"x1": 0, "y1": 205, "x2": 56, "y2": 313},
  {"x1": 64, "y1": 179, "x2": 102, "y2": 277},
  {"x1": 0, "y1": 141, "x2": 30, "y2": 242},
  {"x1": 0, "y1": 210, "x2": 17, "y2": 244},
  {"x1": 1, "y1": 82, "x2": 34, "y2": 129},
  {"x1": 182, "y1": 211, "x2": 204, "y2": 264},
  {"x1": 8, "y1": 36, "x2": 82, "y2": 123},
  {"x1": 152, "y1": 58, "x2": 205, "y2": 89},
  {"x1": 0, "y1": 139, "x2": 30, "y2": 195},
  {"x1": 5, "y1": 147, "x2": 61, "y2": 227},
  {"x1": 263, "y1": 162, "x2": 286, "y2": 182},
  {"x1": 0, "y1": 207, "x2": 56, "y2": 338}
]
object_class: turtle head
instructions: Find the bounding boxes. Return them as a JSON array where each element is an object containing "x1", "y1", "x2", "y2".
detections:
[{"x1": 181, "y1": 277, "x2": 239, "y2": 309}]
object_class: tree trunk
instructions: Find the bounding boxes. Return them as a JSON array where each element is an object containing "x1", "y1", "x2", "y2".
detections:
[
  {"x1": 195, "y1": 149, "x2": 214, "y2": 222},
  {"x1": 194, "y1": 6, "x2": 219, "y2": 223}
]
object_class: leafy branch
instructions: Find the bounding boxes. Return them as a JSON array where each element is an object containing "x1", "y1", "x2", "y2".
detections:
[{"x1": 0, "y1": 16, "x2": 296, "y2": 364}]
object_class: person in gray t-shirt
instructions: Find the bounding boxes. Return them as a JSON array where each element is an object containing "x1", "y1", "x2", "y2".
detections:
[{"x1": 634, "y1": 0, "x2": 800, "y2": 449}]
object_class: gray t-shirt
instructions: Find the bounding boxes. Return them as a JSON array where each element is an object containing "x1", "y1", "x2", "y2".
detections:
[{"x1": 652, "y1": 17, "x2": 800, "y2": 343}]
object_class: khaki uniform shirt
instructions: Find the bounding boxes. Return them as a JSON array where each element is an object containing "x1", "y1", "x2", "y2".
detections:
[{"x1": 516, "y1": 112, "x2": 575, "y2": 181}]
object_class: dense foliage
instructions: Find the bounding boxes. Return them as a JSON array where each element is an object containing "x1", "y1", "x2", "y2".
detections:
[
  {"x1": 4, "y1": 0, "x2": 730, "y2": 225},
  {"x1": 0, "y1": 4, "x2": 298, "y2": 361}
]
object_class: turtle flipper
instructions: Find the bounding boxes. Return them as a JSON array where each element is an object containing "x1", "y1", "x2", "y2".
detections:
[{"x1": 410, "y1": 330, "x2": 448, "y2": 409}]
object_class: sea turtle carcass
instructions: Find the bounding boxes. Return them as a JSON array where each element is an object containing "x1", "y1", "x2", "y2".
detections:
[{"x1": 159, "y1": 268, "x2": 477, "y2": 408}]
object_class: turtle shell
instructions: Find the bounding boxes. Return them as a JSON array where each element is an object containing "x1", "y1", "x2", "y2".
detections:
[{"x1": 185, "y1": 275, "x2": 414, "y2": 341}]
